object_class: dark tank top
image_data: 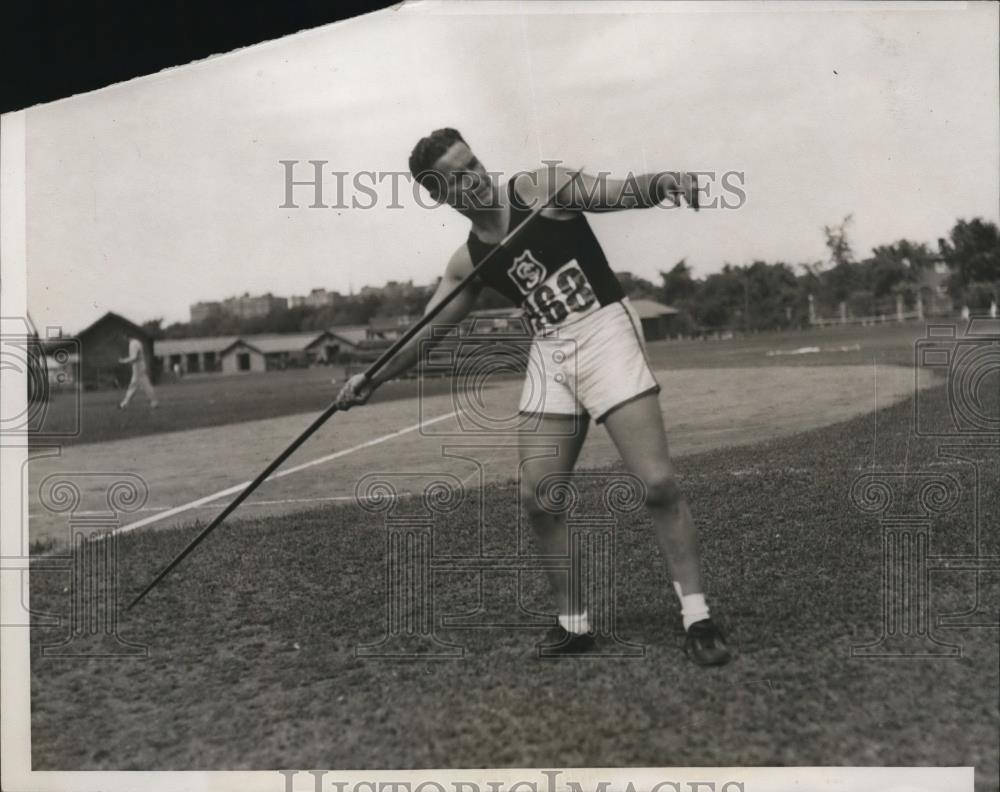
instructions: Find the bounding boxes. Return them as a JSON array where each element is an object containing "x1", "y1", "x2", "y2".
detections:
[{"x1": 466, "y1": 179, "x2": 625, "y2": 334}]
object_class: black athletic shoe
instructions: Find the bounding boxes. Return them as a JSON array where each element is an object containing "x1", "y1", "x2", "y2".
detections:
[
  {"x1": 684, "y1": 618, "x2": 732, "y2": 666},
  {"x1": 537, "y1": 625, "x2": 596, "y2": 657}
]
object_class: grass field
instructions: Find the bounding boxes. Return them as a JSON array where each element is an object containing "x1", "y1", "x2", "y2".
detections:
[
  {"x1": 25, "y1": 362, "x2": 923, "y2": 548},
  {"x1": 25, "y1": 320, "x2": 999, "y2": 787},
  {"x1": 32, "y1": 321, "x2": 929, "y2": 447}
]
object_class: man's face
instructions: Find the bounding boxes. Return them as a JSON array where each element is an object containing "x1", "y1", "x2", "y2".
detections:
[{"x1": 429, "y1": 142, "x2": 495, "y2": 209}]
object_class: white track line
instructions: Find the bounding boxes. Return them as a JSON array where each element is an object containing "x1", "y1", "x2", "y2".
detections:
[
  {"x1": 28, "y1": 493, "x2": 389, "y2": 519},
  {"x1": 112, "y1": 410, "x2": 458, "y2": 535}
]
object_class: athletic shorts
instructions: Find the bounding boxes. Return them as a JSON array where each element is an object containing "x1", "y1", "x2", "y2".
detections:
[{"x1": 518, "y1": 298, "x2": 661, "y2": 424}]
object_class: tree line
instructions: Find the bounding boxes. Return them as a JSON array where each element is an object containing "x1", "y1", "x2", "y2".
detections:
[
  {"x1": 142, "y1": 216, "x2": 999, "y2": 340},
  {"x1": 645, "y1": 216, "x2": 998, "y2": 334}
]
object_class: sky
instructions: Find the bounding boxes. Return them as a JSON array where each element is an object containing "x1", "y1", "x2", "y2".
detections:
[{"x1": 18, "y1": 0, "x2": 1000, "y2": 334}]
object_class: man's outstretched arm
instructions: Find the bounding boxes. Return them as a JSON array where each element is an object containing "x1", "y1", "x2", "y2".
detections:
[{"x1": 521, "y1": 165, "x2": 702, "y2": 214}]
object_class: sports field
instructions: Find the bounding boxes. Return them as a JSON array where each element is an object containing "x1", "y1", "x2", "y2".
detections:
[
  {"x1": 27, "y1": 323, "x2": 924, "y2": 547},
  {"x1": 26, "y1": 322, "x2": 999, "y2": 786},
  {"x1": 32, "y1": 320, "x2": 919, "y2": 448}
]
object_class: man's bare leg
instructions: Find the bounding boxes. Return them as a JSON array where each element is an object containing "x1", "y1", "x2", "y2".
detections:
[
  {"x1": 601, "y1": 392, "x2": 702, "y2": 594},
  {"x1": 140, "y1": 373, "x2": 159, "y2": 408},
  {"x1": 601, "y1": 391, "x2": 730, "y2": 665},
  {"x1": 119, "y1": 378, "x2": 138, "y2": 409},
  {"x1": 518, "y1": 414, "x2": 589, "y2": 619}
]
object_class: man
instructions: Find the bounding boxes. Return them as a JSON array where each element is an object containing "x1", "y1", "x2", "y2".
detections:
[
  {"x1": 336, "y1": 128, "x2": 730, "y2": 665},
  {"x1": 118, "y1": 333, "x2": 159, "y2": 409}
]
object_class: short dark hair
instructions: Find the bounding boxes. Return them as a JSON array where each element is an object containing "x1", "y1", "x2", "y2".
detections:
[{"x1": 408, "y1": 127, "x2": 466, "y2": 193}]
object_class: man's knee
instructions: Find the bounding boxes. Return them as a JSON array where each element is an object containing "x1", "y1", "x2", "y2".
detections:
[{"x1": 644, "y1": 474, "x2": 684, "y2": 511}]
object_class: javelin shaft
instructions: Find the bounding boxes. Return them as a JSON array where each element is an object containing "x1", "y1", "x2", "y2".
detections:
[{"x1": 127, "y1": 168, "x2": 582, "y2": 610}]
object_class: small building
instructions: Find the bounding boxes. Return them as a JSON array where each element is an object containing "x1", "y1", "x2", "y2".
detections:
[
  {"x1": 628, "y1": 299, "x2": 679, "y2": 341},
  {"x1": 327, "y1": 325, "x2": 372, "y2": 347},
  {"x1": 219, "y1": 331, "x2": 338, "y2": 373},
  {"x1": 325, "y1": 327, "x2": 372, "y2": 360},
  {"x1": 223, "y1": 292, "x2": 288, "y2": 319},
  {"x1": 189, "y1": 301, "x2": 222, "y2": 324},
  {"x1": 154, "y1": 336, "x2": 240, "y2": 376},
  {"x1": 367, "y1": 317, "x2": 410, "y2": 342},
  {"x1": 328, "y1": 325, "x2": 394, "y2": 362},
  {"x1": 289, "y1": 288, "x2": 340, "y2": 309},
  {"x1": 44, "y1": 311, "x2": 154, "y2": 390},
  {"x1": 219, "y1": 339, "x2": 266, "y2": 374},
  {"x1": 190, "y1": 292, "x2": 288, "y2": 323},
  {"x1": 152, "y1": 330, "x2": 380, "y2": 376}
]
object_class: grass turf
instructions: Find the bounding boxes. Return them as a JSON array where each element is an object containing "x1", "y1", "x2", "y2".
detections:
[
  {"x1": 28, "y1": 380, "x2": 999, "y2": 784},
  {"x1": 31, "y1": 321, "x2": 930, "y2": 447}
]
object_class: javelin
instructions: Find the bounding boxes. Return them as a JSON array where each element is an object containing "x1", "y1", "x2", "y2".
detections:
[{"x1": 126, "y1": 167, "x2": 584, "y2": 610}]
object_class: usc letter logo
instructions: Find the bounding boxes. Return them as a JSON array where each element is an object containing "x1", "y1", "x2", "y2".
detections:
[{"x1": 508, "y1": 249, "x2": 546, "y2": 294}]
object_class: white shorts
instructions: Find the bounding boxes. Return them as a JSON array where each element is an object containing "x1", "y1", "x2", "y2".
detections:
[{"x1": 518, "y1": 298, "x2": 661, "y2": 424}]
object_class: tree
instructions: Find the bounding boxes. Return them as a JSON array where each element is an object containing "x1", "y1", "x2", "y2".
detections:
[
  {"x1": 615, "y1": 271, "x2": 660, "y2": 300},
  {"x1": 940, "y1": 218, "x2": 1000, "y2": 300},
  {"x1": 864, "y1": 240, "x2": 931, "y2": 297},
  {"x1": 141, "y1": 318, "x2": 164, "y2": 339},
  {"x1": 743, "y1": 261, "x2": 801, "y2": 330},
  {"x1": 852, "y1": 238, "x2": 935, "y2": 317},
  {"x1": 687, "y1": 265, "x2": 745, "y2": 330},
  {"x1": 823, "y1": 214, "x2": 855, "y2": 269},
  {"x1": 818, "y1": 215, "x2": 867, "y2": 303},
  {"x1": 659, "y1": 259, "x2": 697, "y2": 306},
  {"x1": 962, "y1": 281, "x2": 999, "y2": 311}
]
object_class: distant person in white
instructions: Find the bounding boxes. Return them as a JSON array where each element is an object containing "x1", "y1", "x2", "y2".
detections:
[{"x1": 118, "y1": 334, "x2": 158, "y2": 409}]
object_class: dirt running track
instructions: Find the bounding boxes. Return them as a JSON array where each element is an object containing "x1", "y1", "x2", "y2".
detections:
[{"x1": 27, "y1": 364, "x2": 922, "y2": 546}]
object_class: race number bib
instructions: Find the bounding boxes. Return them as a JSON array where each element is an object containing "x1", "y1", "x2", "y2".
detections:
[{"x1": 522, "y1": 260, "x2": 598, "y2": 333}]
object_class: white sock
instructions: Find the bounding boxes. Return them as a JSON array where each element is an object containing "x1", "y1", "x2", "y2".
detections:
[
  {"x1": 673, "y1": 582, "x2": 710, "y2": 631},
  {"x1": 558, "y1": 611, "x2": 590, "y2": 634}
]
